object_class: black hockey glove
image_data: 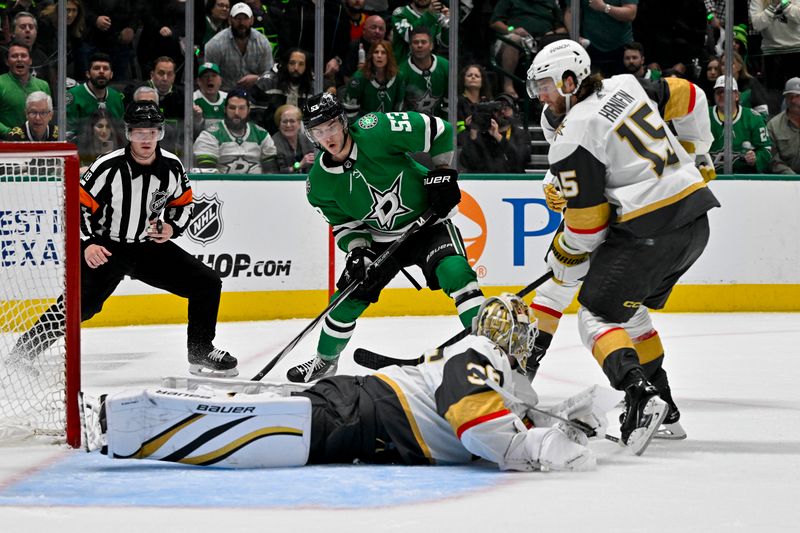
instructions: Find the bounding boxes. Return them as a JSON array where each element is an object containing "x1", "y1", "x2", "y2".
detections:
[
  {"x1": 337, "y1": 247, "x2": 377, "y2": 291},
  {"x1": 424, "y1": 168, "x2": 461, "y2": 218}
]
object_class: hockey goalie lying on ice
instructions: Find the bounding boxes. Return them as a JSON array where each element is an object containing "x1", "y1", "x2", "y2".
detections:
[{"x1": 82, "y1": 294, "x2": 667, "y2": 470}]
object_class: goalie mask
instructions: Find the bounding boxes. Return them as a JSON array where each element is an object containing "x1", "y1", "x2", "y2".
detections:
[
  {"x1": 301, "y1": 92, "x2": 348, "y2": 147},
  {"x1": 124, "y1": 100, "x2": 165, "y2": 142},
  {"x1": 474, "y1": 293, "x2": 538, "y2": 374}
]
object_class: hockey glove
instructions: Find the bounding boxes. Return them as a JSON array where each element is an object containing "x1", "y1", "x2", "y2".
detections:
[
  {"x1": 336, "y1": 247, "x2": 377, "y2": 291},
  {"x1": 696, "y1": 153, "x2": 717, "y2": 183},
  {"x1": 424, "y1": 168, "x2": 461, "y2": 218},
  {"x1": 546, "y1": 232, "x2": 589, "y2": 284},
  {"x1": 543, "y1": 183, "x2": 567, "y2": 212}
]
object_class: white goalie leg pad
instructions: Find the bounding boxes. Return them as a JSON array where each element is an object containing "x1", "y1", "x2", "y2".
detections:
[
  {"x1": 161, "y1": 376, "x2": 312, "y2": 395},
  {"x1": 105, "y1": 387, "x2": 312, "y2": 468}
]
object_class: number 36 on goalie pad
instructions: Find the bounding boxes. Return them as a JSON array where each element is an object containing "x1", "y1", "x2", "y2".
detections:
[{"x1": 104, "y1": 387, "x2": 312, "y2": 468}]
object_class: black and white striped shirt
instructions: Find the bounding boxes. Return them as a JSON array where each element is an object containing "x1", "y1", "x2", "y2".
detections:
[{"x1": 79, "y1": 146, "x2": 194, "y2": 243}]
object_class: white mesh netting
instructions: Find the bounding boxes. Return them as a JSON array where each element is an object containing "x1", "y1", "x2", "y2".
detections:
[{"x1": 0, "y1": 155, "x2": 70, "y2": 441}]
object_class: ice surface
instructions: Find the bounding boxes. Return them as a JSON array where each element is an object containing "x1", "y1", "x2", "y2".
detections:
[{"x1": 1, "y1": 313, "x2": 798, "y2": 532}]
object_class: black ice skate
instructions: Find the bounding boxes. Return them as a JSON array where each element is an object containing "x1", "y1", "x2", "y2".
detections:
[
  {"x1": 649, "y1": 368, "x2": 687, "y2": 440},
  {"x1": 287, "y1": 355, "x2": 338, "y2": 383},
  {"x1": 188, "y1": 347, "x2": 239, "y2": 377},
  {"x1": 620, "y1": 379, "x2": 669, "y2": 456}
]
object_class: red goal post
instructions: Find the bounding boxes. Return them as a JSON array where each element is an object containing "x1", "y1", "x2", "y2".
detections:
[{"x1": 0, "y1": 142, "x2": 81, "y2": 447}]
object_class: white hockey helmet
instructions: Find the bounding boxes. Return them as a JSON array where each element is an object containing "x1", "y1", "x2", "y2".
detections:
[
  {"x1": 526, "y1": 39, "x2": 591, "y2": 99},
  {"x1": 474, "y1": 293, "x2": 538, "y2": 373}
]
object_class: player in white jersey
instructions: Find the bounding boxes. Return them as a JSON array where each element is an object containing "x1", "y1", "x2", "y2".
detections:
[
  {"x1": 83, "y1": 294, "x2": 611, "y2": 470},
  {"x1": 526, "y1": 40, "x2": 720, "y2": 448}
]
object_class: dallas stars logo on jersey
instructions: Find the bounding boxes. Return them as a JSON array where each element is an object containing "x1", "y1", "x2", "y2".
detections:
[{"x1": 364, "y1": 173, "x2": 412, "y2": 230}]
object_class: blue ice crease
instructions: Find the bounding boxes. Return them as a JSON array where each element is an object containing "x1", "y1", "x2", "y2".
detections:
[{"x1": 0, "y1": 451, "x2": 512, "y2": 508}]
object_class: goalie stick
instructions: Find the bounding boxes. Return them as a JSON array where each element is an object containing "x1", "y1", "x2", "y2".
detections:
[
  {"x1": 250, "y1": 210, "x2": 438, "y2": 382},
  {"x1": 353, "y1": 270, "x2": 555, "y2": 370}
]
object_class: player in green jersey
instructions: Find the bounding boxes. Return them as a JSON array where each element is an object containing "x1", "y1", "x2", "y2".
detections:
[{"x1": 288, "y1": 92, "x2": 484, "y2": 382}]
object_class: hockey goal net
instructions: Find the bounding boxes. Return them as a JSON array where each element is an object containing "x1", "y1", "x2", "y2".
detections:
[{"x1": 0, "y1": 143, "x2": 81, "y2": 447}]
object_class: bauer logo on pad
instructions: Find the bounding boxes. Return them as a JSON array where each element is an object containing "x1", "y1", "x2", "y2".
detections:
[{"x1": 187, "y1": 193, "x2": 224, "y2": 246}]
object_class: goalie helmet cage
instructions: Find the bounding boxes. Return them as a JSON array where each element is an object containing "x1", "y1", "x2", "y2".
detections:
[{"x1": 0, "y1": 143, "x2": 81, "y2": 447}]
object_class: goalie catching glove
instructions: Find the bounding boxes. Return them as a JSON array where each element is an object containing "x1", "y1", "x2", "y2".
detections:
[
  {"x1": 546, "y1": 232, "x2": 589, "y2": 283},
  {"x1": 424, "y1": 168, "x2": 461, "y2": 218}
]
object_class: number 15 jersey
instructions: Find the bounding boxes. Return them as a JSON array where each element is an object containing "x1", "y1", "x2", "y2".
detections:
[{"x1": 548, "y1": 74, "x2": 720, "y2": 253}]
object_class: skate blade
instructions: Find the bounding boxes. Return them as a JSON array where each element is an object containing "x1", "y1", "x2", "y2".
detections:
[
  {"x1": 625, "y1": 397, "x2": 669, "y2": 456},
  {"x1": 654, "y1": 421, "x2": 687, "y2": 440},
  {"x1": 188, "y1": 364, "x2": 239, "y2": 378}
]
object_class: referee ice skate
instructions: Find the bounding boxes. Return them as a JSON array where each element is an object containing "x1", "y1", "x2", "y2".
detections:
[{"x1": 9, "y1": 101, "x2": 237, "y2": 377}]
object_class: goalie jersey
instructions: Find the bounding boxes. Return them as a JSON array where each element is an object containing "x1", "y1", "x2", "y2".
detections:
[
  {"x1": 549, "y1": 74, "x2": 720, "y2": 253},
  {"x1": 306, "y1": 110, "x2": 453, "y2": 252},
  {"x1": 369, "y1": 334, "x2": 543, "y2": 470}
]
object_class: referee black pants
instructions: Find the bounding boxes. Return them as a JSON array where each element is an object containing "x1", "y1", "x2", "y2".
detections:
[{"x1": 80, "y1": 239, "x2": 222, "y2": 354}]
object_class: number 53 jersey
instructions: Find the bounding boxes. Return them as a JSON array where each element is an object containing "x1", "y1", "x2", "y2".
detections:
[{"x1": 548, "y1": 74, "x2": 720, "y2": 252}]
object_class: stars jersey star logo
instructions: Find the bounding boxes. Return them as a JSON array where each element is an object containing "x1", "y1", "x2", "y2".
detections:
[{"x1": 364, "y1": 173, "x2": 412, "y2": 230}]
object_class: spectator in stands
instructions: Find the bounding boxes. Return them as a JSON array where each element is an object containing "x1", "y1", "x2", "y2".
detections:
[
  {"x1": 132, "y1": 85, "x2": 180, "y2": 154},
  {"x1": 66, "y1": 52, "x2": 125, "y2": 141},
  {"x1": 204, "y1": 2, "x2": 274, "y2": 91},
  {"x1": 3, "y1": 91, "x2": 58, "y2": 141},
  {"x1": 1, "y1": 12, "x2": 49, "y2": 82},
  {"x1": 77, "y1": 108, "x2": 124, "y2": 171},
  {"x1": 340, "y1": 14, "x2": 388, "y2": 85},
  {"x1": 82, "y1": 0, "x2": 140, "y2": 81},
  {"x1": 271, "y1": 104, "x2": 317, "y2": 174},
  {"x1": 137, "y1": 1, "x2": 185, "y2": 78},
  {"x1": 193, "y1": 88, "x2": 279, "y2": 173},
  {"x1": 193, "y1": 62, "x2": 228, "y2": 133},
  {"x1": 342, "y1": 40, "x2": 406, "y2": 120},
  {"x1": 146, "y1": 57, "x2": 184, "y2": 121},
  {"x1": 0, "y1": 42, "x2": 51, "y2": 136},
  {"x1": 701, "y1": 56, "x2": 722, "y2": 101},
  {"x1": 391, "y1": 0, "x2": 450, "y2": 62},
  {"x1": 720, "y1": 51, "x2": 772, "y2": 117},
  {"x1": 767, "y1": 77, "x2": 800, "y2": 174},
  {"x1": 398, "y1": 26, "x2": 449, "y2": 118},
  {"x1": 37, "y1": 0, "x2": 87, "y2": 82},
  {"x1": 200, "y1": 0, "x2": 230, "y2": 50},
  {"x1": 750, "y1": 0, "x2": 800, "y2": 94},
  {"x1": 623, "y1": 42, "x2": 661, "y2": 80},
  {"x1": 709, "y1": 76, "x2": 772, "y2": 174},
  {"x1": 456, "y1": 64, "x2": 493, "y2": 134},
  {"x1": 489, "y1": 0, "x2": 566, "y2": 98},
  {"x1": 321, "y1": 0, "x2": 369, "y2": 89},
  {"x1": 242, "y1": 0, "x2": 281, "y2": 58},
  {"x1": 251, "y1": 47, "x2": 314, "y2": 134},
  {"x1": 4, "y1": 0, "x2": 44, "y2": 19},
  {"x1": 459, "y1": 92, "x2": 531, "y2": 173},
  {"x1": 564, "y1": 0, "x2": 639, "y2": 77}
]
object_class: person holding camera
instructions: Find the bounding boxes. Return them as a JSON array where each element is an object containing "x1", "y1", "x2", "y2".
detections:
[{"x1": 459, "y1": 93, "x2": 531, "y2": 173}]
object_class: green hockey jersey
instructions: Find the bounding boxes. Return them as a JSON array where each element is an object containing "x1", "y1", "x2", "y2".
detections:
[
  {"x1": 398, "y1": 55, "x2": 449, "y2": 119},
  {"x1": 66, "y1": 83, "x2": 125, "y2": 138},
  {"x1": 306, "y1": 111, "x2": 454, "y2": 252},
  {"x1": 342, "y1": 71, "x2": 406, "y2": 119},
  {"x1": 709, "y1": 105, "x2": 772, "y2": 173},
  {"x1": 193, "y1": 89, "x2": 228, "y2": 130},
  {"x1": 193, "y1": 121, "x2": 278, "y2": 174},
  {"x1": 391, "y1": 5, "x2": 449, "y2": 61}
]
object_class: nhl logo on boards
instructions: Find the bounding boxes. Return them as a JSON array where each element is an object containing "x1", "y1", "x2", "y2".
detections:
[
  {"x1": 187, "y1": 193, "x2": 224, "y2": 246},
  {"x1": 358, "y1": 113, "x2": 378, "y2": 129}
]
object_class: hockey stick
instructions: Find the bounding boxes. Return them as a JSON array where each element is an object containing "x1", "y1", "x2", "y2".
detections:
[
  {"x1": 250, "y1": 210, "x2": 438, "y2": 382},
  {"x1": 353, "y1": 270, "x2": 555, "y2": 370}
]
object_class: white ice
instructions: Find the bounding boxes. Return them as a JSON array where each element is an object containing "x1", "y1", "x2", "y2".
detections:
[{"x1": 1, "y1": 313, "x2": 799, "y2": 532}]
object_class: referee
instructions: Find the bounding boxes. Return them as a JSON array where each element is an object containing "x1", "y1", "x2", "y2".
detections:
[{"x1": 9, "y1": 101, "x2": 238, "y2": 378}]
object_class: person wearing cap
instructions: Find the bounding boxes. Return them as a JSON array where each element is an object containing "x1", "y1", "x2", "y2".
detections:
[
  {"x1": 204, "y1": 1, "x2": 274, "y2": 92},
  {"x1": 193, "y1": 62, "x2": 228, "y2": 133},
  {"x1": 709, "y1": 76, "x2": 772, "y2": 173},
  {"x1": 193, "y1": 88, "x2": 278, "y2": 174},
  {"x1": 750, "y1": 0, "x2": 800, "y2": 95},
  {"x1": 459, "y1": 92, "x2": 531, "y2": 173},
  {"x1": 767, "y1": 77, "x2": 800, "y2": 174}
]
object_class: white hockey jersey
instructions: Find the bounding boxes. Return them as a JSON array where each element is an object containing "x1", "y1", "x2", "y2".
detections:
[
  {"x1": 548, "y1": 74, "x2": 720, "y2": 253},
  {"x1": 373, "y1": 335, "x2": 546, "y2": 471}
]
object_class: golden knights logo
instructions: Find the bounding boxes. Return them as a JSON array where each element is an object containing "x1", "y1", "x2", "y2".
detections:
[{"x1": 187, "y1": 193, "x2": 224, "y2": 246}]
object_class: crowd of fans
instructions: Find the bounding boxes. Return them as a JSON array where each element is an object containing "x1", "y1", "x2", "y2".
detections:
[{"x1": 0, "y1": 0, "x2": 797, "y2": 174}]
